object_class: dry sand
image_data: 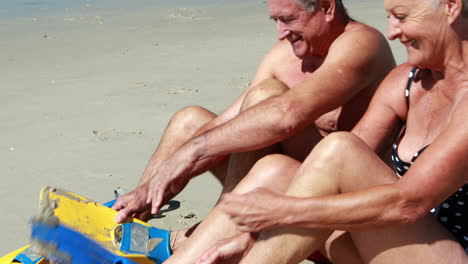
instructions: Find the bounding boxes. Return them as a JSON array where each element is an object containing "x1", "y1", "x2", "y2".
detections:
[{"x1": 0, "y1": 0, "x2": 406, "y2": 260}]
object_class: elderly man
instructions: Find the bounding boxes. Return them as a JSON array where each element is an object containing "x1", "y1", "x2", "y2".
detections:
[{"x1": 113, "y1": 0, "x2": 395, "y2": 256}]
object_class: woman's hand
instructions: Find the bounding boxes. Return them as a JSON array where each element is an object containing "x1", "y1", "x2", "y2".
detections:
[
  {"x1": 197, "y1": 233, "x2": 257, "y2": 264},
  {"x1": 219, "y1": 188, "x2": 290, "y2": 232}
]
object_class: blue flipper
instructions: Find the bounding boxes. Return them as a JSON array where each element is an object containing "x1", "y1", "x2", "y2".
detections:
[
  {"x1": 117, "y1": 223, "x2": 171, "y2": 264},
  {"x1": 31, "y1": 220, "x2": 139, "y2": 264},
  {"x1": 103, "y1": 199, "x2": 117, "y2": 208},
  {"x1": 12, "y1": 247, "x2": 43, "y2": 264},
  {"x1": 32, "y1": 187, "x2": 172, "y2": 264}
]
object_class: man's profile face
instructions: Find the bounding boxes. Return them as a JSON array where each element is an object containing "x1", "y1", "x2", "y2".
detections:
[{"x1": 268, "y1": 0, "x2": 329, "y2": 58}]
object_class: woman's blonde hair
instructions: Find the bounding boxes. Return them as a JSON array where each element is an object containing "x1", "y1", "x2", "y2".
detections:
[{"x1": 429, "y1": 0, "x2": 468, "y2": 17}]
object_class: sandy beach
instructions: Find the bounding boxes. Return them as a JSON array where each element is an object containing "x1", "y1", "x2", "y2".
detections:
[{"x1": 0, "y1": 0, "x2": 406, "y2": 260}]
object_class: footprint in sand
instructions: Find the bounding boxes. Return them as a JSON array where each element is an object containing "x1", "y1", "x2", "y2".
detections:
[
  {"x1": 166, "y1": 87, "x2": 199, "y2": 95},
  {"x1": 91, "y1": 129, "x2": 143, "y2": 142}
]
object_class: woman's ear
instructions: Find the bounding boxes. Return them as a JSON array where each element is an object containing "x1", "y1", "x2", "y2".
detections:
[
  {"x1": 320, "y1": 0, "x2": 336, "y2": 23},
  {"x1": 445, "y1": 0, "x2": 463, "y2": 24}
]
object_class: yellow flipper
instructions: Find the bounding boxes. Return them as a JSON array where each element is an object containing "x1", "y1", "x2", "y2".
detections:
[
  {"x1": 1, "y1": 187, "x2": 171, "y2": 264},
  {"x1": 0, "y1": 245, "x2": 48, "y2": 264},
  {"x1": 36, "y1": 186, "x2": 157, "y2": 264}
]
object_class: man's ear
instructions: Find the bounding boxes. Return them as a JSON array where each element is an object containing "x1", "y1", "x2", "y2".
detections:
[
  {"x1": 320, "y1": 0, "x2": 336, "y2": 23},
  {"x1": 445, "y1": 0, "x2": 463, "y2": 24}
]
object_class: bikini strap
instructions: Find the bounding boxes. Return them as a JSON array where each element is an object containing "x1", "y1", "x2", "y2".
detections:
[{"x1": 405, "y1": 67, "x2": 418, "y2": 108}]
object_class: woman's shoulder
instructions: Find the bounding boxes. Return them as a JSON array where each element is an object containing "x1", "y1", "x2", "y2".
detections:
[
  {"x1": 388, "y1": 63, "x2": 415, "y2": 78},
  {"x1": 376, "y1": 63, "x2": 415, "y2": 93},
  {"x1": 371, "y1": 63, "x2": 416, "y2": 121}
]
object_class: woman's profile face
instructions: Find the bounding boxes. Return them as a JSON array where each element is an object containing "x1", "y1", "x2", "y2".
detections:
[{"x1": 384, "y1": 0, "x2": 448, "y2": 69}]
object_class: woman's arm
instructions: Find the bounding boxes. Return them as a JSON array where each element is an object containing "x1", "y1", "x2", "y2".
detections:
[
  {"x1": 221, "y1": 66, "x2": 468, "y2": 232},
  {"x1": 288, "y1": 109, "x2": 468, "y2": 231},
  {"x1": 351, "y1": 63, "x2": 412, "y2": 156}
]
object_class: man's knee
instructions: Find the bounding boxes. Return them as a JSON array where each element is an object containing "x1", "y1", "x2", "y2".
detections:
[
  {"x1": 240, "y1": 78, "x2": 290, "y2": 111},
  {"x1": 171, "y1": 106, "x2": 215, "y2": 132}
]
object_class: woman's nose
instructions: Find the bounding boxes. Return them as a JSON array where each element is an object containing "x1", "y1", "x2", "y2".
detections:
[{"x1": 387, "y1": 17, "x2": 401, "y2": 40}]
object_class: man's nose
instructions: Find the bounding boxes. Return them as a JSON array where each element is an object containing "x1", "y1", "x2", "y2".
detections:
[
  {"x1": 387, "y1": 17, "x2": 401, "y2": 40},
  {"x1": 276, "y1": 21, "x2": 290, "y2": 40}
]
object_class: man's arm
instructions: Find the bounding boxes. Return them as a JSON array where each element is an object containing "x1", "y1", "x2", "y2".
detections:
[
  {"x1": 147, "y1": 28, "x2": 396, "y2": 213},
  {"x1": 113, "y1": 43, "x2": 281, "y2": 222},
  {"x1": 138, "y1": 41, "x2": 284, "y2": 186},
  {"x1": 189, "y1": 41, "x2": 281, "y2": 140},
  {"x1": 158, "y1": 43, "x2": 285, "y2": 178},
  {"x1": 192, "y1": 28, "x2": 392, "y2": 158}
]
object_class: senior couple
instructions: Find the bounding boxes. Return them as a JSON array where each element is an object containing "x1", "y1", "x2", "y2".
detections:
[{"x1": 113, "y1": 0, "x2": 468, "y2": 263}]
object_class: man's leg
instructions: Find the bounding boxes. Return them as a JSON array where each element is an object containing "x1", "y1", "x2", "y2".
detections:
[
  {"x1": 169, "y1": 79, "x2": 322, "y2": 254},
  {"x1": 222, "y1": 78, "x2": 323, "y2": 192},
  {"x1": 241, "y1": 132, "x2": 467, "y2": 264},
  {"x1": 114, "y1": 106, "x2": 223, "y2": 221},
  {"x1": 222, "y1": 78, "x2": 291, "y2": 193},
  {"x1": 170, "y1": 78, "x2": 325, "y2": 255},
  {"x1": 169, "y1": 79, "x2": 292, "y2": 250},
  {"x1": 141, "y1": 106, "x2": 223, "y2": 186},
  {"x1": 169, "y1": 79, "x2": 293, "y2": 253},
  {"x1": 143, "y1": 106, "x2": 233, "y2": 248}
]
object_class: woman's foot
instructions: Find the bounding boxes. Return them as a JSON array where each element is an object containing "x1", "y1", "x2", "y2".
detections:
[{"x1": 170, "y1": 223, "x2": 200, "y2": 252}]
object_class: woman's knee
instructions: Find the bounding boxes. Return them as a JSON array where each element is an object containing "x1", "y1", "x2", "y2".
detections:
[
  {"x1": 240, "y1": 79, "x2": 289, "y2": 111},
  {"x1": 171, "y1": 106, "x2": 216, "y2": 132},
  {"x1": 303, "y1": 132, "x2": 396, "y2": 192},
  {"x1": 304, "y1": 132, "x2": 368, "y2": 167},
  {"x1": 234, "y1": 154, "x2": 300, "y2": 194}
]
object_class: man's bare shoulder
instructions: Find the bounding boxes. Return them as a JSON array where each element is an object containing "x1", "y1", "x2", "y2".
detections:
[
  {"x1": 320, "y1": 21, "x2": 395, "y2": 90},
  {"x1": 329, "y1": 21, "x2": 392, "y2": 62},
  {"x1": 263, "y1": 40, "x2": 298, "y2": 66},
  {"x1": 255, "y1": 40, "x2": 302, "y2": 83},
  {"x1": 341, "y1": 22, "x2": 386, "y2": 44}
]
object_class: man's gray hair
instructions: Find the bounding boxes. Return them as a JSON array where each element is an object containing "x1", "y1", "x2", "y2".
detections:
[
  {"x1": 428, "y1": 0, "x2": 468, "y2": 17},
  {"x1": 295, "y1": 0, "x2": 348, "y2": 15}
]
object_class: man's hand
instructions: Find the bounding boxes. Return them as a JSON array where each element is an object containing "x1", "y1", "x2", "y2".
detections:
[
  {"x1": 197, "y1": 233, "x2": 257, "y2": 264},
  {"x1": 219, "y1": 188, "x2": 289, "y2": 232},
  {"x1": 146, "y1": 145, "x2": 198, "y2": 214},
  {"x1": 112, "y1": 183, "x2": 152, "y2": 223}
]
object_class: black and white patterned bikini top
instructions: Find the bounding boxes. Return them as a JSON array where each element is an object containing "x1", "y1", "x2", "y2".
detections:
[{"x1": 391, "y1": 67, "x2": 429, "y2": 177}]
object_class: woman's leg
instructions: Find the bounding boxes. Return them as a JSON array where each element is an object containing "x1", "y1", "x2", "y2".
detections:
[
  {"x1": 164, "y1": 155, "x2": 301, "y2": 263},
  {"x1": 166, "y1": 157, "x2": 363, "y2": 263},
  {"x1": 241, "y1": 132, "x2": 467, "y2": 264}
]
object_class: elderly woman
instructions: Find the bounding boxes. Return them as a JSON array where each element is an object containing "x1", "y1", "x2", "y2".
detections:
[{"x1": 160, "y1": 0, "x2": 468, "y2": 263}]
